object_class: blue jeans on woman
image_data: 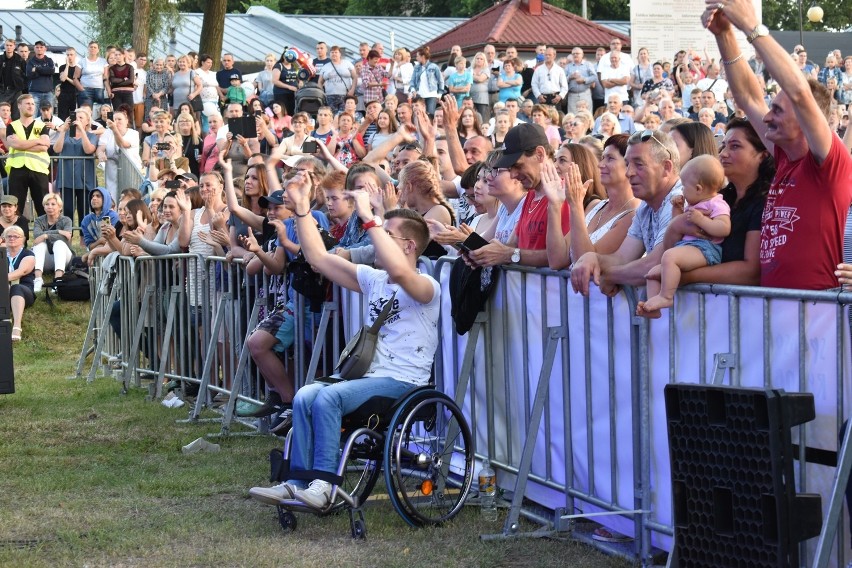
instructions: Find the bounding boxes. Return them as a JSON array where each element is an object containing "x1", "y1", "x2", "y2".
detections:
[
  {"x1": 289, "y1": 378, "x2": 415, "y2": 477},
  {"x1": 79, "y1": 87, "x2": 104, "y2": 108}
]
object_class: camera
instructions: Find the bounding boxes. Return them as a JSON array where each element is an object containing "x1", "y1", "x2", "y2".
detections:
[
  {"x1": 156, "y1": 142, "x2": 170, "y2": 151},
  {"x1": 164, "y1": 180, "x2": 182, "y2": 189},
  {"x1": 302, "y1": 140, "x2": 318, "y2": 154}
]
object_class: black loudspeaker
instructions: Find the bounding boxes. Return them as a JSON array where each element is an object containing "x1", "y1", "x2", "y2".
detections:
[
  {"x1": 0, "y1": 246, "x2": 9, "y2": 320},
  {"x1": 0, "y1": 320, "x2": 13, "y2": 395},
  {"x1": 0, "y1": 246, "x2": 14, "y2": 395},
  {"x1": 665, "y1": 384, "x2": 822, "y2": 568}
]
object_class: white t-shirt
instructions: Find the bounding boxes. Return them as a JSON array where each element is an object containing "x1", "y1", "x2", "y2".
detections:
[
  {"x1": 80, "y1": 56, "x2": 108, "y2": 90},
  {"x1": 99, "y1": 127, "x2": 141, "y2": 165},
  {"x1": 494, "y1": 201, "x2": 524, "y2": 244},
  {"x1": 695, "y1": 77, "x2": 729, "y2": 103},
  {"x1": 133, "y1": 67, "x2": 147, "y2": 104},
  {"x1": 355, "y1": 264, "x2": 441, "y2": 386},
  {"x1": 600, "y1": 65, "x2": 630, "y2": 102},
  {"x1": 318, "y1": 60, "x2": 355, "y2": 96}
]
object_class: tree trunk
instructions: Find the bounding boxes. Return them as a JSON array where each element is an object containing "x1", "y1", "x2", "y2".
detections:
[
  {"x1": 132, "y1": 0, "x2": 151, "y2": 55},
  {"x1": 198, "y1": 0, "x2": 228, "y2": 68}
]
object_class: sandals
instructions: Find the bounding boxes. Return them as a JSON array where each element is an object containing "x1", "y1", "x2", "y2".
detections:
[{"x1": 11, "y1": 327, "x2": 22, "y2": 342}]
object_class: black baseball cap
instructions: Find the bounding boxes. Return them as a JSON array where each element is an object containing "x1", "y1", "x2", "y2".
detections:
[
  {"x1": 259, "y1": 190, "x2": 285, "y2": 208},
  {"x1": 494, "y1": 123, "x2": 549, "y2": 169},
  {"x1": 178, "y1": 171, "x2": 198, "y2": 183}
]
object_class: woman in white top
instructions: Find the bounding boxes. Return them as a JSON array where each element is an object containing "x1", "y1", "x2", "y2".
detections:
[
  {"x1": 564, "y1": 134, "x2": 638, "y2": 263},
  {"x1": 391, "y1": 48, "x2": 413, "y2": 101},
  {"x1": 279, "y1": 112, "x2": 313, "y2": 156},
  {"x1": 97, "y1": 109, "x2": 141, "y2": 200},
  {"x1": 254, "y1": 54, "x2": 277, "y2": 107},
  {"x1": 79, "y1": 41, "x2": 108, "y2": 108},
  {"x1": 629, "y1": 47, "x2": 653, "y2": 104},
  {"x1": 196, "y1": 54, "x2": 220, "y2": 132}
]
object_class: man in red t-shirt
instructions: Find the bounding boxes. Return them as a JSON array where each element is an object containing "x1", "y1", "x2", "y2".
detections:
[
  {"x1": 467, "y1": 123, "x2": 570, "y2": 268},
  {"x1": 705, "y1": 0, "x2": 852, "y2": 290}
]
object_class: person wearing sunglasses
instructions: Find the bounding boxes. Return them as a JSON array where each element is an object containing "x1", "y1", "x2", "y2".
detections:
[
  {"x1": 703, "y1": 0, "x2": 852, "y2": 290},
  {"x1": 570, "y1": 128, "x2": 682, "y2": 296}
]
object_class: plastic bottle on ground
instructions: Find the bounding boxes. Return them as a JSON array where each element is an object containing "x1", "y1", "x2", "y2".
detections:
[{"x1": 478, "y1": 458, "x2": 497, "y2": 521}]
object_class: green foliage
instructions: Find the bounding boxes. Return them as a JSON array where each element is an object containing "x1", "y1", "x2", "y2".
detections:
[
  {"x1": 28, "y1": 0, "x2": 87, "y2": 8},
  {"x1": 82, "y1": 0, "x2": 181, "y2": 51},
  {"x1": 174, "y1": 0, "x2": 245, "y2": 12},
  {"x1": 762, "y1": 0, "x2": 849, "y2": 32}
]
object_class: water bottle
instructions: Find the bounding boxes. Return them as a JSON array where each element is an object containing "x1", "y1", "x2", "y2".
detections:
[{"x1": 478, "y1": 458, "x2": 498, "y2": 521}]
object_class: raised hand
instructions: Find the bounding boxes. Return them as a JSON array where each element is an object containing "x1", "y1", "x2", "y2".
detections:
[
  {"x1": 564, "y1": 162, "x2": 592, "y2": 206},
  {"x1": 540, "y1": 160, "x2": 566, "y2": 204}
]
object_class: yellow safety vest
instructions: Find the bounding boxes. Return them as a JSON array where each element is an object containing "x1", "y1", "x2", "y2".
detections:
[{"x1": 5, "y1": 119, "x2": 50, "y2": 175}]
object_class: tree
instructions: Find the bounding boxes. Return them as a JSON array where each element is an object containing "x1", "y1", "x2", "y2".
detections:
[
  {"x1": 198, "y1": 0, "x2": 228, "y2": 67},
  {"x1": 762, "y1": 0, "x2": 849, "y2": 32}
]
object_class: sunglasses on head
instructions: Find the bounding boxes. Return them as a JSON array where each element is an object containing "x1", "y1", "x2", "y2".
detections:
[{"x1": 631, "y1": 129, "x2": 672, "y2": 160}]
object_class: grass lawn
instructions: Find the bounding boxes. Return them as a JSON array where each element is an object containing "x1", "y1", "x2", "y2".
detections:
[{"x1": 0, "y1": 297, "x2": 633, "y2": 568}]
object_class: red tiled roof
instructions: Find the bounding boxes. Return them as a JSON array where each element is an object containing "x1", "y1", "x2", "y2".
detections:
[{"x1": 424, "y1": 0, "x2": 630, "y2": 58}]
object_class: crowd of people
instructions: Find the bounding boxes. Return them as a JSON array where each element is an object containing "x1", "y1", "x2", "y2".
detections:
[{"x1": 2, "y1": 0, "x2": 852, "y2": 518}]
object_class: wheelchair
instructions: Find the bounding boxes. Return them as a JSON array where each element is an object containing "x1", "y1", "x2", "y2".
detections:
[{"x1": 272, "y1": 383, "x2": 474, "y2": 539}]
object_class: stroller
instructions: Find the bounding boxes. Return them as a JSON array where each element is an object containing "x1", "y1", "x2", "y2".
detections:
[{"x1": 295, "y1": 82, "x2": 326, "y2": 118}]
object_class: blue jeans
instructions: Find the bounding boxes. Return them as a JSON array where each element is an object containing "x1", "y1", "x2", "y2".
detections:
[
  {"x1": 30, "y1": 91, "x2": 55, "y2": 112},
  {"x1": 423, "y1": 96, "x2": 438, "y2": 117},
  {"x1": 79, "y1": 87, "x2": 104, "y2": 107},
  {"x1": 290, "y1": 378, "x2": 415, "y2": 475}
]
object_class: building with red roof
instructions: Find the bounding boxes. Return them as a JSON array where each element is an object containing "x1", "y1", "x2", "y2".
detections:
[{"x1": 423, "y1": 0, "x2": 630, "y2": 60}]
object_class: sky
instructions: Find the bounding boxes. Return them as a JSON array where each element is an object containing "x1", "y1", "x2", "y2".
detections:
[{"x1": 9, "y1": 0, "x2": 28, "y2": 7}]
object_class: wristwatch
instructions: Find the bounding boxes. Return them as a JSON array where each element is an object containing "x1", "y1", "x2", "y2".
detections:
[
  {"x1": 511, "y1": 248, "x2": 521, "y2": 263},
  {"x1": 746, "y1": 24, "x2": 769, "y2": 44},
  {"x1": 362, "y1": 216, "x2": 382, "y2": 231}
]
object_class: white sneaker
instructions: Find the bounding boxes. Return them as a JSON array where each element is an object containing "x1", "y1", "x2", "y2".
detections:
[
  {"x1": 249, "y1": 481, "x2": 298, "y2": 505},
  {"x1": 295, "y1": 479, "x2": 332, "y2": 510},
  {"x1": 33, "y1": 277, "x2": 43, "y2": 293}
]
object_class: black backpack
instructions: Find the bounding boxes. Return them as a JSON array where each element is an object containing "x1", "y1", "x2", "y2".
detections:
[{"x1": 45, "y1": 257, "x2": 91, "y2": 304}]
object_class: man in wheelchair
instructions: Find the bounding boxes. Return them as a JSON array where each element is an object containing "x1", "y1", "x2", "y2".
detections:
[{"x1": 250, "y1": 170, "x2": 441, "y2": 510}]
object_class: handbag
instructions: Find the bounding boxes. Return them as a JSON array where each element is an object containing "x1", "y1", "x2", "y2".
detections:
[
  {"x1": 335, "y1": 290, "x2": 397, "y2": 379},
  {"x1": 188, "y1": 71, "x2": 203, "y2": 111}
]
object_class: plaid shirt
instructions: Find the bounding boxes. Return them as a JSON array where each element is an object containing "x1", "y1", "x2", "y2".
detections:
[{"x1": 360, "y1": 63, "x2": 389, "y2": 103}]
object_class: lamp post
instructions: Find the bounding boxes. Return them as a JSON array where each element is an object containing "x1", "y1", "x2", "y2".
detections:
[{"x1": 798, "y1": 1, "x2": 824, "y2": 47}]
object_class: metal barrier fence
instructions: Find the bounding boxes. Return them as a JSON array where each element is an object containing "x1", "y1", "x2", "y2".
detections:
[
  {"x1": 74, "y1": 251, "x2": 852, "y2": 567},
  {"x1": 1, "y1": 148, "x2": 145, "y2": 229}
]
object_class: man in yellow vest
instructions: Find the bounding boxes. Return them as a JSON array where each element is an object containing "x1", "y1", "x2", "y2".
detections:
[{"x1": 1, "y1": 94, "x2": 50, "y2": 217}]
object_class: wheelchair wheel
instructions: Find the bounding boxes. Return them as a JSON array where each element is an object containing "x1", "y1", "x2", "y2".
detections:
[
  {"x1": 331, "y1": 432, "x2": 382, "y2": 512},
  {"x1": 383, "y1": 390, "x2": 474, "y2": 527},
  {"x1": 277, "y1": 507, "x2": 297, "y2": 532}
]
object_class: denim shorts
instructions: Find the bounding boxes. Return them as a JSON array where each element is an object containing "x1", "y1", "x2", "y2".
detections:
[
  {"x1": 674, "y1": 238, "x2": 722, "y2": 266},
  {"x1": 255, "y1": 304, "x2": 295, "y2": 353}
]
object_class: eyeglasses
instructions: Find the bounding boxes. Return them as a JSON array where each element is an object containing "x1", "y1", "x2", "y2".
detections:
[
  {"x1": 482, "y1": 166, "x2": 501, "y2": 181},
  {"x1": 398, "y1": 143, "x2": 422, "y2": 152},
  {"x1": 4, "y1": 234, "x2": 21, "y2": 240},
  {"x1": 462, "y1": 192, "x2": 476, "y2": 202},
  {"x1": 630, "y1": 129, "x2": 673, "y2": 160}
]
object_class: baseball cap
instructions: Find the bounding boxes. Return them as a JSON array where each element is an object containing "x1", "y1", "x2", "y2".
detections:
[
  {"x1": 34, "y1": 40, "x2": 46, "y2": 47},
  {"x1": 40, "y1": 100, "x2": 53, "y2": 109},
  {"x1": 230, "y1": 73, "x2": 240, "y2": 81},
  {"x1": 282, "y1": 155, "x2": 302, "y2": 168},
  {"x1": 494, "y1": 123, "x2": 549, "y2": 169},
  {"x1": 259, "y1": 190, "x2": 285, "y2": 208},
  {"x1": 178, "y1": 171, "x2": 198, "y2": 183},
  {"x1": 0, "y1": 195, "x2": 18, "y2": 206}
]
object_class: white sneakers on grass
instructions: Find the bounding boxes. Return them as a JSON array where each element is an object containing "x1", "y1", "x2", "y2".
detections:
[
  {"x1": 295, "y1": 479, "x2": 332, "y2": 509},
  {"x1": 249, "y1": 481, "x2": 299, "y2": 505},
  {"x1": 33, "y1": 277, "x2": 43, "y2": 293}
]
